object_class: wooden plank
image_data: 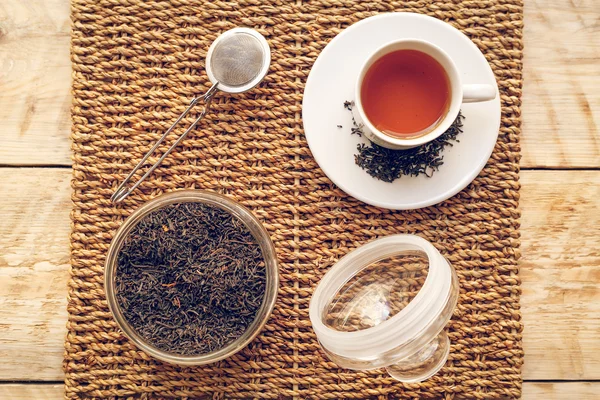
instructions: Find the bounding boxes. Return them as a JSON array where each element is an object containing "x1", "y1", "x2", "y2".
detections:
[
  {"x1": 520, "y1": 170, "x2": 600, "y2": 380},
  {"x1": 0, "y1": 0, "x2": 598, "y2": 168},
  {"x1": 0, "y1": 169, "x2": 71, "y2": 381},
  {"x1": 0, "y1": 382, "x2": 598, "y2": 399},
  {"x1": 0, "y1": 384, "x2": 63, "y2": 399},
  {"x1": 1, "y1": 168, "x2": 599, "y2": 381},
  {"x1": 522, "y1": 382, "x2": 600, "y2": 399},
  {"x1": 0, "y1": 0, "x2": 71, "y2": 166},
  {"x1": 521, "y1": 0, "x2": 600, "y2": 168}
]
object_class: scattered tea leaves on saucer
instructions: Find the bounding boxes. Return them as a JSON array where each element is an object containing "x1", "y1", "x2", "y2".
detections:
[{"x1": 344, "y1": 101, "x2": 464, "y2": 182}]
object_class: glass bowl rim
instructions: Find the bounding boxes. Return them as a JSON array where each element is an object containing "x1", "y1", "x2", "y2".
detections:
[{"x1": 309, "y1": 234, "x2": 456, "y2": 360}]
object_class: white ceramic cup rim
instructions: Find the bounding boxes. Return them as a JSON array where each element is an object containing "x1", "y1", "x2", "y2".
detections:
[{"x1": 354, "y1": 38, "x2": 463, "y2": 148}]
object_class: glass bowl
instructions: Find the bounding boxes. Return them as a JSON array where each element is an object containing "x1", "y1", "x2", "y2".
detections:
[
  {"x1": 309, "y1": 234, "x2": 459, "y2": 382},
  {"x1": 104, "y1": 190, "x2": 279, "y2": 365}
]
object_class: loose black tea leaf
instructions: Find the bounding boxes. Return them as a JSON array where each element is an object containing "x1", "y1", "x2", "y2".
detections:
[
  {"x1": 115, "y1": 202, "x2": 266, "y2": 356},
  {"x1": 344, "y1": 101, "x2": 464, "y2": 182},
  {"x1": 350, "y1": 123, "x2": 364, "y2": 137}
]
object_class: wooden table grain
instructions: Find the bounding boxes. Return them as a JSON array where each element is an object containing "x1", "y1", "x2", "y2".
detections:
[{"x1": 0, "y1": 0, "x2": 598, "y2": 398}]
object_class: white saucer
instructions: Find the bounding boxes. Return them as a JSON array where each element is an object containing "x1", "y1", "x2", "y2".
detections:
[{"x1": 302, "y1": 13, "x2": 500, "y2": 210}]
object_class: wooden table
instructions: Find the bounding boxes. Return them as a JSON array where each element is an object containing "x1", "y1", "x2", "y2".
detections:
[{"x1": 0, "y1": 0, "x2": 598, "y2": 398}]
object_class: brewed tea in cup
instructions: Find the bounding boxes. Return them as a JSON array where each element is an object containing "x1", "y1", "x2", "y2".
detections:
[{"x1": 353, "y1": 39, "x2": 496, "y2": 150}]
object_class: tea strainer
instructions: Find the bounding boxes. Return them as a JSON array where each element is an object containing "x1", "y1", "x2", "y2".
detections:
[{"x1": 111, "y1": 27, "x2": 271, "y2": 204}]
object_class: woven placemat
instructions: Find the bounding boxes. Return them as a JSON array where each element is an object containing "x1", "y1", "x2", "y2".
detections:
[{"x1": 66, "y1": 0, "x2": 524, "y2": 398}]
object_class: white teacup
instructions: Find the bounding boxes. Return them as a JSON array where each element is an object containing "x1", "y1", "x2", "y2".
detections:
[{"x1": 353, "y1": 39, "x2": 496, "y2": 150}]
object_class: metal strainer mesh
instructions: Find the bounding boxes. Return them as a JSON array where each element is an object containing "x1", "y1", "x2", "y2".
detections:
[{"x1": 209, "y1": 32, "x2": 265, "y2": 88}]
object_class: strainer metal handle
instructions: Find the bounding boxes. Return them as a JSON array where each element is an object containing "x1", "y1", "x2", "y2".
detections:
[{"x1": 110, "y1": 83, "x2": 219, "y2": 204}]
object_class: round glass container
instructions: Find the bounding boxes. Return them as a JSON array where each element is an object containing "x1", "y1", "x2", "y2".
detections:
[
  {"x1": 105, "y1": 190, "x2": 279, "y2": 365},
  {"x1": 309, "y1": 234, "x2": 459, "y2": 382}
]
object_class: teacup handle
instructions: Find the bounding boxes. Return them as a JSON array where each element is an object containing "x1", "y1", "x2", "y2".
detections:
[{"x1": 462, "y1": 84, "x2": 496, "y2": 103}]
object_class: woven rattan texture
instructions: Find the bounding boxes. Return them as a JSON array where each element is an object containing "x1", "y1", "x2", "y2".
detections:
[{"x1": 66, "y1": 0, "x2": 524, "y2": 398}]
